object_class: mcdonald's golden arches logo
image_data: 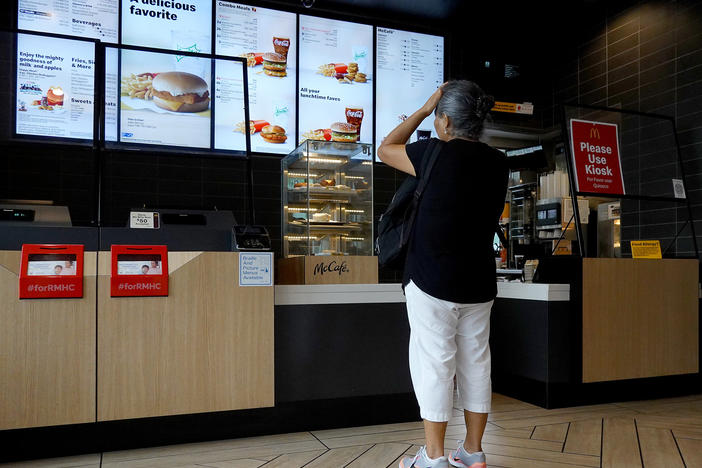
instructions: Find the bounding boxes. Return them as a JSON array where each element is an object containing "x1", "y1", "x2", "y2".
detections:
[{"x1": 590, "y1": 126, "x2": 601, "y2": 139}]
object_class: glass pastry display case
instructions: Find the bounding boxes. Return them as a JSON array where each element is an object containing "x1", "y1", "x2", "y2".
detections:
[{"x1": 282, "y1": 140, "x2": 373, "y2": 257}]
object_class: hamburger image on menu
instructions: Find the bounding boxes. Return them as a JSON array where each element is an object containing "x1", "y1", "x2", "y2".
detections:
[
  {"x1": 120, "y1": 70, "x2": 210, "y2": 114},
  {"x1": 234, "y1": 120, "x2": 288, "y2": 144},
  {"x1": 151, "y1": 72, "x2": 210, "y2": 113},
  {"x1": 301, "y1": 106, "x2": 364, "y2": 143},
  {"x1": 239, "y1": 37, "x2": 291, "y2": 79},
  {"x1": 330, "y1": 122, "x2": 358, "y2": 142},
  {"x1": 260, "y1": 125, "x2": 287, "y2": 143},
  {"x1": 262, "y1": 53, "x2": 287, "y2": 77}
]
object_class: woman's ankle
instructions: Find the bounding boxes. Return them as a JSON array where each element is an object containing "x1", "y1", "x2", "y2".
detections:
[
  {"x1": 425, "y1": 445, "x2": 445, "y2": 459},
  {"x1": 462, "y1": 442, "x2": 482, "y2": 453}
]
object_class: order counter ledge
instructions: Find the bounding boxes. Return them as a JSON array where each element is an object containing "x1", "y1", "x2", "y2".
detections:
[{"x1": 274, "y1": 282, "x2": 570, "y2": 305}]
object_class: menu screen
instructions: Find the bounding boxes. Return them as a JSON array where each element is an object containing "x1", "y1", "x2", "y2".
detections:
[
  {"x1": 119, "y1": 48, "x2": 211, "y2": 148},
  {"x1": 105, "y1": 46, "x2": 118, "y2": 142},
  {"x1": 298, "y1": 15, "x2": 373, "y2": 146},
  {"x1": 16, "y1": 33, "x2": 95, "y2": 141},
  {"x1": 213, "y1": 58, "x2": 246, "y2": 152},
  {"x1": 215, "y1": 2, "x2": 296, "y2": 154},
  {"x1": 121, "y1": 0, "x2": 212, "y2": 53},
  {"x1": 18, "y1": 0, "x2": 118, "y2": 42},
  {"x1": 376, "y1": 28, "x2": 444, "y2": 156}
]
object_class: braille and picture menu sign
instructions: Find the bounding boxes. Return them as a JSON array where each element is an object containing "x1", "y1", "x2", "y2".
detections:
[
  {"x1": 569, "y1": 119, "x2": 625, "y2": 195},
  {"x1": 239, "y1": 252, "x2": 273, "y2": 286}
]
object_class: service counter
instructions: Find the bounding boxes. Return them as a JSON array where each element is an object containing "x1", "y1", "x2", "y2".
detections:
[
  {"x1": 496, "y1": 257, "x2": 701, "y2": 408},
  {"x1": 275, "y1": 262, "x2": 700, "y2": 410},
  {"x1": 2, "y1": 243, "x2": 701, "y2": 460},
  {"x1": 0, "y1": 227, "x2": 98, "y2": 431},
  {"x1": 0, "y1": 226, "x2": 274, "y2": 435},
  {"x1": 96, "y1": 251, "x2": 274, "y2": 422},
  {"x1": 274, "y1": 282, "x2": 570, "y2": 405}
]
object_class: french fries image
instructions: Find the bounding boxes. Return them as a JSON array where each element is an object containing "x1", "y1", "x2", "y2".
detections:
[{"x1": 120, "y1": 73, "x2": 156, "y2": 100}]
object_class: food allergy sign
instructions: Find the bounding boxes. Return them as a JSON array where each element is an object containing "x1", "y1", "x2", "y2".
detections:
[
  {"x1": 569, "y1": 119, "x2": 625, "y2": 195},
  {"x1": 239, "y1": 252, "x2": 273, "y2": 287}
]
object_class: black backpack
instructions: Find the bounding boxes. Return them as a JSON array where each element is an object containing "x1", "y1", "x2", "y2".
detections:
[{"x1": 375, "y1": 139, "x2": 444, "y2": 270}]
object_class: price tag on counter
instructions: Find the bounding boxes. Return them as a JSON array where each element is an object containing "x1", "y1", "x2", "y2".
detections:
[
  {"x1": 239, "y1": 252, "x2": 273, "y2": 287},
  {"x1": 129, "y1": 211, "x2": 159, "y2": 229}
]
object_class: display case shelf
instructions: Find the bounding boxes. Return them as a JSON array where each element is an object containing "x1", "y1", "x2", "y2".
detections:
[{"x1": 282, "y1": 141, "x2": 373, "y2": 257}]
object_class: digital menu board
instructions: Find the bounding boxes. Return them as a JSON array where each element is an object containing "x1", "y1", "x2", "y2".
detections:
[
  {"x1": 105, "y1": 47, "x2": 118, "y2": 142},
  {"x1": 298, "y1": 15, "x2": 373, "y2": 146},
  {"x1": 213, "y1": 58, "x2": 246, "y2": 152},
  {"x1": 121, "y1": 0, "x2": 212, "y2": 53},
  {"x1": 16, "y1": 33, "x2": 95, "y2": 141},
  {"x1": 215, "y1": 2, "x2": 296, "y2": 154},
  {"x1": 18, "y1": 0, "x2": 118, "y2": 43},
  {"x1": 119, "y1": 48, "x2": 211, "y2": 148},
  {"x1": 376, "y1": 27, "x2": 443, "y2": 156}
]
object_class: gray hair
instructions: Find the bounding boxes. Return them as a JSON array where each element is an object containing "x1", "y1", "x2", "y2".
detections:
[{"x1": 435, "y1": 80, "x2": 495, "y2": 139}]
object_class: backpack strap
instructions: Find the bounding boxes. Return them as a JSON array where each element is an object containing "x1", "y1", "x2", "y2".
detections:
[{"x1": 400, "y1": 139, "x2": 445, "y2": 246}]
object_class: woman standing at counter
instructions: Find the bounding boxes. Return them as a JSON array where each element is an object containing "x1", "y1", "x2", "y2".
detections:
[{"x1": 378, "y1": 81, "x2": 508, "y2": 468}]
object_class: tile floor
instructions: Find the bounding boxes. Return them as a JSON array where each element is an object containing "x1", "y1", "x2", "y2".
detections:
[{"x1": 3, "y1": 392, "x2": 702, "y2": 467}]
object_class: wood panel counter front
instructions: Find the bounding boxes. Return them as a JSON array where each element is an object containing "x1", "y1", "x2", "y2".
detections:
[
  {"x1": 97, "y1": 252, "x2": 274, "y2": 421},
  {"x1": 0, "y1": 250, "x2": 97, "y2": 430},
  {"x1": 582, "y1": 258, "x2": 699, "y2": 383}
]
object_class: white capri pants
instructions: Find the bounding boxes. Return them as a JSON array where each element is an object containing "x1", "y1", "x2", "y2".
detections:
[{"x1": 405, "y1": 280, "x2": 493, "y2": 422}]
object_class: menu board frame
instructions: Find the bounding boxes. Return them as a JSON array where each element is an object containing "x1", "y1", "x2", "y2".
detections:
[
  {"x1": 296, "y1": 12, "x2": 375, "y2": 150},
  {"x1": 373, "y1": 24, "x2": 447, "y2": 163},
  {"x1": 214, "y1": 1, "x2": 298, "y2": 155},
  {"x1": 12, "y1": 30, "x2": 101, "y2": 147},
  {"x1": 104, "y1": 43, "x2": 251, "y2": 158},
  {"x1": 15, "y1": 0, "x2": 120, "y2": 44}
]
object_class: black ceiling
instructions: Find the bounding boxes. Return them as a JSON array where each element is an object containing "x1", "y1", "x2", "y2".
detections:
[{"x1": 318, "y1": 0, "x2": 463, "y2": 20}]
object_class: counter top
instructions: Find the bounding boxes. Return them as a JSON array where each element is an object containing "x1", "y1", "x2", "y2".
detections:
[{"x1": 274, "y1": 282, "x2": 570, "y2": 305}]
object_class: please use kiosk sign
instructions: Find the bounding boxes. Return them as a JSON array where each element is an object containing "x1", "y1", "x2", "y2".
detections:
[{"x1": 569, "y1": 119, "x2": 625, "y2": 195}]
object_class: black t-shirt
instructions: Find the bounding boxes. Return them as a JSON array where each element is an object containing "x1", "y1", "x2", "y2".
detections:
[{"x1": 403, "y1": 137, "x2": 509, "y2": 303}]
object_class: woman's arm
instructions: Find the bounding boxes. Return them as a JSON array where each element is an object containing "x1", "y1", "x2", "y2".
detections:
[{"x1": 377, "y1": 86, "x2": 444, "y2": 176}]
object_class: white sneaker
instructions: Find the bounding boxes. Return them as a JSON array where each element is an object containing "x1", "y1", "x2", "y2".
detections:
[
  {"x1": 448, "y1": 441, "x2": 487, "y2": 468},
  {"x1": 399, "y1": 446, "x2": 449, "y2": 468}
]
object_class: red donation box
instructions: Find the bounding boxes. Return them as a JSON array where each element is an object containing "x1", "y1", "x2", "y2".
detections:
[
  {"x1": 569, "y1": 119, "x2": 625, "y2": 195},
  {"x1": 110, "y1": 245, "x2": 169, "y2": 297},
  {"x1": 19, "y1": 244, "x2": 84, "y2": 299}
]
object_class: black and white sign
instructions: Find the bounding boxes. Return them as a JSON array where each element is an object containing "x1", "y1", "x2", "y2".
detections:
[
  {"x1": 376, "y1": 27, "x2": 443, "y2": 157},
  {"x1": 18, "y1": 0, "x2": 118, "y2": 42}
]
